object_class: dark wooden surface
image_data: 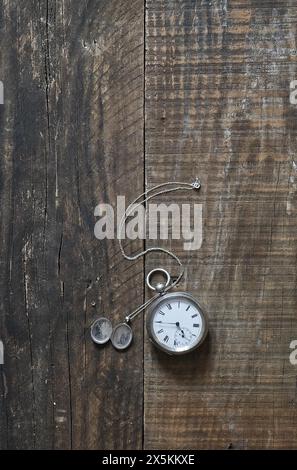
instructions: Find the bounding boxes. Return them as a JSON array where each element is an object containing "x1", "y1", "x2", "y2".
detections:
[
  {"x1": 144, "y1": 0, "x2": 297, "y2": 450},
  {"x1": 1, "y1": 0, "x2": 297, "y2": 450},
  {"x1": 0, "y1": 0, "x2": 144, "y2": 449}
]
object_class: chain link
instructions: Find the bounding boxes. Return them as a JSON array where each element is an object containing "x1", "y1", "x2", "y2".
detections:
[{"x1": 118, "y1": 179, "x2": 201, "y2": 323}]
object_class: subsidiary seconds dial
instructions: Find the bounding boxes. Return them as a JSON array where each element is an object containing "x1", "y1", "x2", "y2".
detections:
[
  {"x1": 146, "y1": 292, "x2": 208, "y2": 355},
  {"x1": 174, "y1": 327, "x2": 192, "y2": 348}
]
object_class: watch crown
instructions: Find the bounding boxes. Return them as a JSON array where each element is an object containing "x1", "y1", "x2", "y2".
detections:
[
  {"x1": 155, "y1": 282, "x2": 165, "y2": 293},
  {"x1": 191, "y1": 178, "x2": 201, "y2": 190}
]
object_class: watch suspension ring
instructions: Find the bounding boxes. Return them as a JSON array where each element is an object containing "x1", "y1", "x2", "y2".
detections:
[{"x1": 146, "y1": 268, "x2": 171, "y2": 293}]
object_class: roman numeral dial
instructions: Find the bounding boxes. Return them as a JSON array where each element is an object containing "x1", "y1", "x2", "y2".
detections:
[{"x1": 148, "y1": 294, "x2": 207, "y2": 354}]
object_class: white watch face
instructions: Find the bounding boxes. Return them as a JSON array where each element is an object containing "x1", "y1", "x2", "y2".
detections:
[{"x1": 147, "y1": 293, "x2": 207, "y2": 354}]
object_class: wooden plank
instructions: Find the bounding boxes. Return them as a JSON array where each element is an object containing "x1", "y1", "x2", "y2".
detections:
[
  {"x1": 144, "y1": 0, "x2": 297, "y2": 449},
  {"x1": 0, "y1": 0, "x2": 144, "y2": 449}
]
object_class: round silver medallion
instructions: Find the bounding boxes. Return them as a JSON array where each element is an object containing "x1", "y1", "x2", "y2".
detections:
[
  {"x1": 90, "y1": 317, "x2": 113, "y2": 345},
  {"x1": 111, "y1": 323, "x2": 133, "y2": 350}
]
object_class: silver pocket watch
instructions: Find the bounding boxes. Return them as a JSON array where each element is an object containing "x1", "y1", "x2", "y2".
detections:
[
  {"x1": 145, "y1": 270, "x2": 208, "y2": 355},
  {"x1": 146, "y1": 291, "x2": 208, "y2": 355}
]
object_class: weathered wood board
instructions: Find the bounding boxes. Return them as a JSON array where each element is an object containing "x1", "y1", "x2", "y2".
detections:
[
  {"x1": 1, "y1": 0, "x2": 297, "y2": 450},
  {"x1": 144, "y1": 0, "x2": 297, "y2": 449},
  {"x1": 0, "y1": 0, "x2": 144, "y2": 449}
]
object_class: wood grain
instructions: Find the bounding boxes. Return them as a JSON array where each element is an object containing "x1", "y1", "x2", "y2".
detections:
[
  {"x1": 0, "y1": 0, "x2": 144, "y2": 449},
  {"x1": 1, "y1": 0, "x2": 297, "y2": 451},
  {"x1": 144, "y1": 0, "x2": 297, "y2": 449}
]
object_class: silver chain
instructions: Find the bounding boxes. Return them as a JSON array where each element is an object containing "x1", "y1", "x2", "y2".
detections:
[{"x1": 118, "y1": 179, "x2": 201, "y2": 323}]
